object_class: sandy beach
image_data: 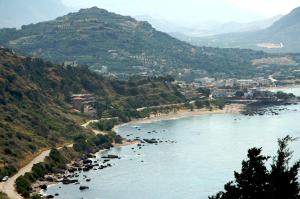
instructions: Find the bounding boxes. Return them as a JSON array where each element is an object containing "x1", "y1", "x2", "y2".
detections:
[{"x1": 114, "y1": 104, "x2": 245, "y2": 131}]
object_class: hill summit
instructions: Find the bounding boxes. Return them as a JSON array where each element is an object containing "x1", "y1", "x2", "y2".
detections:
[{"x1": 0, "y1": 7, "x2": 271, "y2": 79}]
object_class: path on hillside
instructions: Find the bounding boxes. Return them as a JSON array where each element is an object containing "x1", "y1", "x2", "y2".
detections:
[
  {"x1": 0, "y1": 144, "x2": 73, "y2": 199},
  {"x1": 81, "y1": 120, "x2": 99, "y2": 128},
  {"x1": 0, "y1": 119, "x2": 125, "y2": 199},
  {"x1": 81, "y1": 119, "x2": 107, "y2": 135}
]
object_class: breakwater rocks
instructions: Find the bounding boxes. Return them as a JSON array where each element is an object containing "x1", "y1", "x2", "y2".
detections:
[
  {"x1": 37, "y1": 153, "x2": 121, "y2": 198},
  {"x1": 41, "y1": 128, "x2": 177, "y2": 198},
  {"x1": 243, "y1": 99, "x2": 299, "y2": 116}
]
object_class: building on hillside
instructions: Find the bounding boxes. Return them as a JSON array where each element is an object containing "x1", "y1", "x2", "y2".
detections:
[
  {"x1": 255, "y1": 78, "x2": 274, "y2": 87},
  {"x1": 225, "y1": 79, "x2": 237, "y2": 88},
  {"x1": 63, "y1": 61, "x2": 78, "y2": 68},
  {"x1": 71, "y1": 94, "x2": 96, "y2": 113},
  {"x1": 215, "y1": 80, "x2": 226, "y2": 88},
  {"x1": 212, "y1": 89, "x2": 236, "y2": 98},
  {"x1": 237, "y1": 79, "x2": 254, "y2": 88},
  {"x1": 196, "y1": 77, "x2": 215, "y2": 87},
  {"x1": 244, "y1": 89, "x2": 275, "y2": 100}
]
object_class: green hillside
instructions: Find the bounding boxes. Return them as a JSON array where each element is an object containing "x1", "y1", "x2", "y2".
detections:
[
  {"x1": 0, "y1": 47, "x2": 184, "y2": 178},
  {"x1": 0, "y1": 7, "x2": 273, "y2": 78}
]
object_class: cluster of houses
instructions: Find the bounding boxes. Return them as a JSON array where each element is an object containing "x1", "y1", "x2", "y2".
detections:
[
  {"x1": 211, "y1": 88, "x2": 275, "y2": 100},
  {"x1": 195, "y1": 77, "x2": 275, "y2": 89},
  {"x1": 175, "y1": 77, "x2": 278, "y2": 101},
  {"x1": 71, "y1": 94, "x2": 96, "y2": 113}
]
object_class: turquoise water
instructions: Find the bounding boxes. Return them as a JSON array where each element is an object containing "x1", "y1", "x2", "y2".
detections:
[{"x1": 46, "y1": 88, "x2": 300, "y2": 199}]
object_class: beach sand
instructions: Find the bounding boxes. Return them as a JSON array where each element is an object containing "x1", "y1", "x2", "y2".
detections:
[{"x1": 114, "y1": 104, "x2": 245, "y2": 131}]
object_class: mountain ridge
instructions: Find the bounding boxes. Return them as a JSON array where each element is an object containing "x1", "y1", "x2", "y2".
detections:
[
  {"x1": 183, "y1": 6, "x2": 300, "y2": 53},
  {"x1": 0, "y1": 7, "x2": 275, "y2": 79}
]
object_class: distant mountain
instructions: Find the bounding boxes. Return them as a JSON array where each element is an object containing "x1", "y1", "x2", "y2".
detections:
[
  {"x1": 0, "y1": 7, "x2": 280, "y2": 79},
  {"x1": 185, "y1": 7, "x2": 300, "y2": 53},
  {"x1": 136, "y1": 15, "x2": 282, "y2": 37},
  {"x1": 0, "y1": 0, "x2": 68, "y2": 28},
  {"x1": 207, "y1": 15, "x2": 282, "y2": 35}
]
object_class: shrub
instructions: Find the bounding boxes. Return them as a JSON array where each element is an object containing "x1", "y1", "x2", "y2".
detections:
[
  {"x1": 16, "y1": 175, "x2": 31, "y2": 198},
  {"x1": 90, "y1": 119, "x2": 118, "y2": 131}
]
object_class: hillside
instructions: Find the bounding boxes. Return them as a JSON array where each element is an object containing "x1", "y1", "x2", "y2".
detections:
[
  {"x1": 186, "y1": 7, "x2": 300, "y2": 53},
  {"x1": 0, "y1": 47, "x2": 185, "y2": 178},
  {"x1": 0, "y1": 7, "x2": 277, "y2": 79}
]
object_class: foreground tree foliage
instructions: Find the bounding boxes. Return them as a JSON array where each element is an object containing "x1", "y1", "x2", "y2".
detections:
[{"x1": 209, "y1": 136, "x2": 300, "y2": 199}]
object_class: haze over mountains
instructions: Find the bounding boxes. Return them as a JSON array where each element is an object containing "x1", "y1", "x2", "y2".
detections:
[
  {"x1": 0, "y1": 0, "x2": 70, "y2": 28},
  {"x1": 136, "y1": 15, "x2": 282, "y2": 37},
  {"x1": 184, "y1": 7, "x2": 300, "y2": 53}
]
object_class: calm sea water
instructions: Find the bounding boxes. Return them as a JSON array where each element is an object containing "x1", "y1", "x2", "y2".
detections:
[{"x1": 47, "y1": 87, "x2": 300, "y2": 199}]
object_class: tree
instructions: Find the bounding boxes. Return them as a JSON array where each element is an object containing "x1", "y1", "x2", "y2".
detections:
[
  {"x1": 95, "y1": 101, "x2": 105, "y2": 119},
  {"x1": 209, "y1": 148, "x2": 270, "y2": 199},
  {"x1": 80, "y1": 104, "x2": 84, "y2": 113},
  {"x1": 269, "y1": 136, "x2": 300, "y2": 199},
  {"x1": 198, "y1": 87, "x2": 211, "y2": 97},
  {"x1": 209, "y1": 136, "x2": 300, "y2": 199}
]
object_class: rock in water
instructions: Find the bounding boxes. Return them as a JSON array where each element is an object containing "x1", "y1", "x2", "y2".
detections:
[{"x1": 79, "y1": 186, "x2": 89, "y2": 190}]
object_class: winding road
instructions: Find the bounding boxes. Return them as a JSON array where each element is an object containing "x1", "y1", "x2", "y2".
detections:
[
  {"x1": 0, "y1": 119, "x2": 102, "y2": 199},
  {"x1": 0, "y1": 119, "x2": 115, "y2": 198},
  {"x1": 0, "y1": 144, "x2": 73, "y2": 199},
  {"x1": 0, "y1": 150, "x2": 51, "y2": 199}
]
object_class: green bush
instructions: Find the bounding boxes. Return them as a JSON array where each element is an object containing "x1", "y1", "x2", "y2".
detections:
[
  {"x1": 90, "y1": 119, "x2": 118, "y2": 131},
  {"x1": 16, "y1": 175, "x2": 32, "y2": 198},
  {"x1": 211, "y1": 99, "x2": 226, "y2": 109},
  {"x1": 93, "y1": 135, "x2": 110, "y2": 146}
]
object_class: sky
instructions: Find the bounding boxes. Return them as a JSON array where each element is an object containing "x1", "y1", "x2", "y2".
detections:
[{"x1": 62, "y1": 0, "x2": 300, "y2": 24}]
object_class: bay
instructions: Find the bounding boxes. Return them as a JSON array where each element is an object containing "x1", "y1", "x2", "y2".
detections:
[{"x1": 46, "y1": 87, "x2": 300, "y2": 199}]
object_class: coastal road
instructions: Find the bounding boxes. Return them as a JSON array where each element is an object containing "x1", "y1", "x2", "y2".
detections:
[
  {"x1": 0, "y1": 144, "x2": 73, "y2": 199},
  {"x1": 0, "y1": 150, "x2": 51, "y2": 199},
  {"x1": 0, "y1": 119, "x2": 102, "y2": 199}
]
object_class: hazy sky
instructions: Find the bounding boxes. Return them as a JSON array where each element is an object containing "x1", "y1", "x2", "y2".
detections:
[{"x1": 62, "y1": 0, "x2": 300, "y2": 24}]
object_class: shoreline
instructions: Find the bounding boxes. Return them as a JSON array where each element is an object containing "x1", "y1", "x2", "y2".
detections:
[
  {"x1": 113, "y1": 103, "x2": 245, "y2": 132},
  {"x1": 12, "y1": 104, "x2": 245, "y2": 198}
]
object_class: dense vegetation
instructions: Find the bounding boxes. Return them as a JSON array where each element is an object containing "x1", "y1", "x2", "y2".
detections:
[
  {"x1": 0, "y1": 48, "x2": 185, "y2": 179},
  {"x1": 0, "y1": 7, "x2": 276, "y2": 78},
  {"x1": 89, "y1": 119, "x2": 118, "y2": 131},
  {"x1": 210, "y1": 136, "x2": 300, "y2": 199}
]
